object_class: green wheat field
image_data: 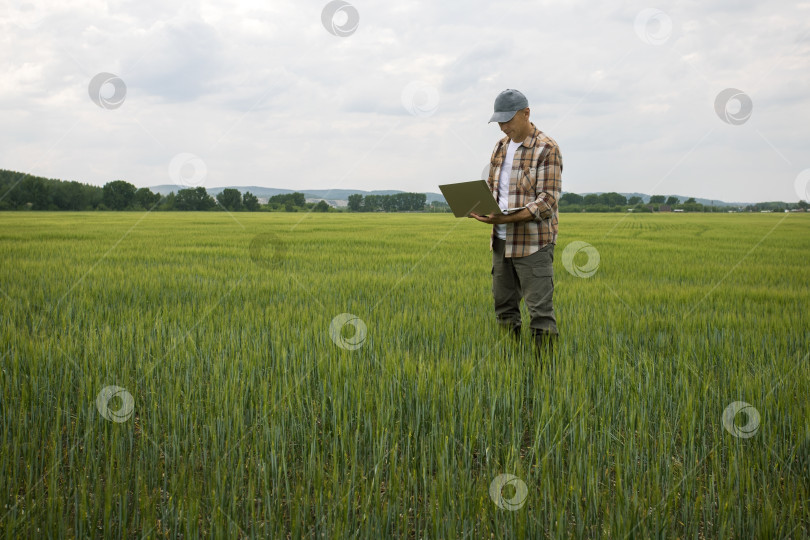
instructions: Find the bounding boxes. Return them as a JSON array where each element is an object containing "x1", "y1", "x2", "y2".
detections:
[{"x1": 1, "y1": 211, "x2": 809, "y2": 538}]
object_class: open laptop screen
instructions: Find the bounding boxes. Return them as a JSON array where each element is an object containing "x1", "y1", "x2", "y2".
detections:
[{"x1": 438, "y1": 180, "x2": 524, "y2": 218}]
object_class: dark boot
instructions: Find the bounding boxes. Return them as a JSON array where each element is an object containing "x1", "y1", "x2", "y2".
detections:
[{"x1": 532, "y1": 329, "x2": 557, "y2": 361}]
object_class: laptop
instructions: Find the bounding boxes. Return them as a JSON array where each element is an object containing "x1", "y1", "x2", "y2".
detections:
[{"x1": 438, "y1": 180, "x2": 524, "y2": 218}]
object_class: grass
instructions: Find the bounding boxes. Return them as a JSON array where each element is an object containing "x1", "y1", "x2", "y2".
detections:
[{"x1": 1, "y1": 211, "x2": 808, "y2": 538}]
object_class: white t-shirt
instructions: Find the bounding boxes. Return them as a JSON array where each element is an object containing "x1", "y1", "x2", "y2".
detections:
[{"x1": 495, "y1": 139, "x2": 523, "y2": 240}]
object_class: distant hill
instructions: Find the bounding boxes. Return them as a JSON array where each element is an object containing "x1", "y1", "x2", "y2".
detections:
[{"x1": 582, "y1": 192, "x2": 748, "y2": 207}]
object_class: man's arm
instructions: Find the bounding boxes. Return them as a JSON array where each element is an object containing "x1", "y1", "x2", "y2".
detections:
[
  {"x1": 523, "y1": 144, "x2": 562, "y2": 222},
  {"x1": 469, "y1": 208, "x2": 533, "y2": 224}
]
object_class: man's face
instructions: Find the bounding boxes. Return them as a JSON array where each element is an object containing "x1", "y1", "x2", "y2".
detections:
[{"x1": 498, "y1": 108, "x2": 530, "y2": 141}]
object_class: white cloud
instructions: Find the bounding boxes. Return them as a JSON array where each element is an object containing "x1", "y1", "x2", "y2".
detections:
[{"x1": 0, "y1": 0, "x2": 808, "y2": 202}]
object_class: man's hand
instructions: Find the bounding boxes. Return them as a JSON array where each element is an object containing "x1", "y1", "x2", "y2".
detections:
[{"x1": 469, "y1": 208, "x2": 533, "y2": 224}]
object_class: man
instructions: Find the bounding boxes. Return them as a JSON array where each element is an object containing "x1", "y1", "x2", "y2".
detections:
[{"x1": 469, "y1": 88, "x2": 562, "y2": 357}]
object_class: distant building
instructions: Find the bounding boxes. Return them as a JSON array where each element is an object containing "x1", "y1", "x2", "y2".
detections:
[
  {"x1": 673, "y1": 209, "x2": 685, "y2": 213},
  {"x1": 659, "y1": 205, "x2": 672, "y2": 212}
]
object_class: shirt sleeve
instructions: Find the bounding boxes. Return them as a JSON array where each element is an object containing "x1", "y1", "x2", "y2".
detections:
[{"x1": 524, "y1": 143, "x2": 562, "y2": 221}]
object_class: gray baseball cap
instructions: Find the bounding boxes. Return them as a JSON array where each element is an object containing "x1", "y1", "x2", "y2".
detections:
[{"x1": 488, "y1": 89, "x2": 529, "y2": 123}]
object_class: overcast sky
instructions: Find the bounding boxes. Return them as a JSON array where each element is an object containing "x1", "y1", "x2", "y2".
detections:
[{"x1": 2, "y1": 0, "x2": 809, "y2": 203}]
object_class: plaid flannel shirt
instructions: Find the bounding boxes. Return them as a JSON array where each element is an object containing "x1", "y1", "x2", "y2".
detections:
[{"x1": 486, "y1": 122, "x2": 562, "y2": 257}]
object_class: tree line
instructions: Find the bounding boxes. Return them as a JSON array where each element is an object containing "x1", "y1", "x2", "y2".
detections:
[
  {"x1": 347, "y1": 192, "x2": 427, "y2": 212},
  {"x1": 4, "y1": 169, "x2": 805, "y2": 213},
  {"x1": 0, "y1": 170, "x2": 330, "y2": 212},
  {"x1": 559, "y1": 192, "x2": 808, "y2": 212},
  {"x1": 0, "y1": 170, "x2": 432, "y2": 213}
]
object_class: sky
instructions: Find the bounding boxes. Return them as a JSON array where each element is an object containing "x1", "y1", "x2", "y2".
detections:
[{"x1": 1, "y1": 0, "x2": 809, "y2": 203}]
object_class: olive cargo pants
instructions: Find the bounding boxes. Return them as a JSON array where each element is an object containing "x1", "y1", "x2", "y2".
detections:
[{"x1": 492, "y1": 237, "x2": 558, "y2": 336}]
